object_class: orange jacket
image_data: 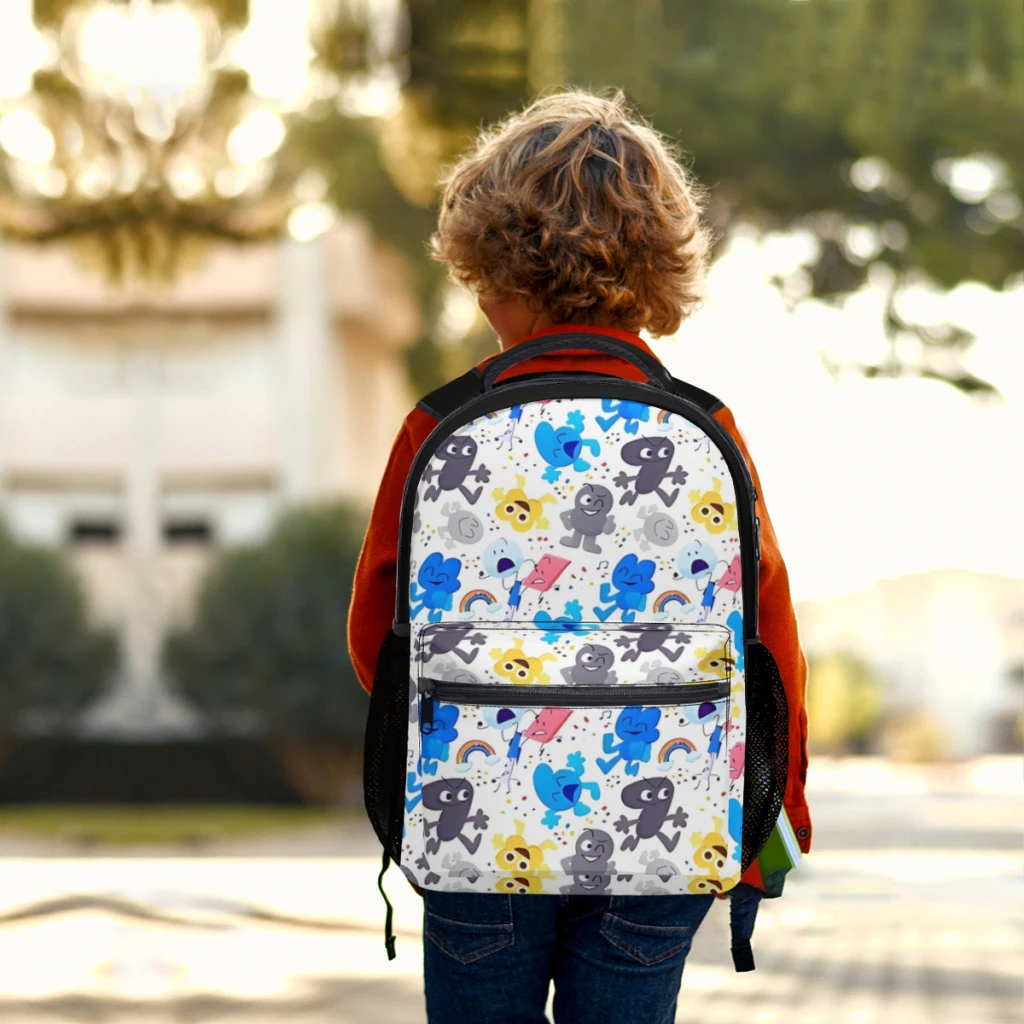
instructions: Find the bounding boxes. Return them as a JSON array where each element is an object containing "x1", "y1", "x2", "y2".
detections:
[{"x1": 349, "y1": 325, "x2": 812, "y2": 864}]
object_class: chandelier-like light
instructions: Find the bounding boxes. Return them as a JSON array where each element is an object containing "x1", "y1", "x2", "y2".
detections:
[{"x1": 0, "y1": 0, "x2": 400, "y2": 278}]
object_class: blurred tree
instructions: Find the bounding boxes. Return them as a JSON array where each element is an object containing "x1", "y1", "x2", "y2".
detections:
[
  {"x1": 305, "y1": 0, "x2": 1022, "y2": 397},
  {"x1": 806, "y1": 650, "x2": 884, "y2": 755},
  {"x1": 0, "y1": 524, "x2": 117, "y2": 734},
  {"x1": 164, "y1": 503, "x2": 368, "y2": 743}
]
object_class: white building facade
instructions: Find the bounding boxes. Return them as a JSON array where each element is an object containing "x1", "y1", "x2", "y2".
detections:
[{"x1": 0, "y1": 222, "x2": 419, "y2": 737}]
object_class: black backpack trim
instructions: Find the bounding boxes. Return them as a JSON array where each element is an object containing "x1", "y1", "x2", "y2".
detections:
[{"x1": 417, "y1": 366, "x2": 725, "y2": 422}]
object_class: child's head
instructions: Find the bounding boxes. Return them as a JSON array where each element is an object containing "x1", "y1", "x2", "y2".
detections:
[{"x1": 432, "y1": 89, "x2": 711, "y2": 341}]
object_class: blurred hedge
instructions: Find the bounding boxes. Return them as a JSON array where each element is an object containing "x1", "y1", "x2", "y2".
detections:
[
  {"x1": 0, "y1": 524, "x2": 116, "y2": 735},
  {"x1": 164, "y1": 504, "x2": 368, "y2": 745}
]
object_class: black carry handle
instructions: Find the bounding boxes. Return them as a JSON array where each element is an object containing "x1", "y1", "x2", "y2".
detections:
[{"x1": 481, "y1": 333, "x2": 675, "y2": 392}]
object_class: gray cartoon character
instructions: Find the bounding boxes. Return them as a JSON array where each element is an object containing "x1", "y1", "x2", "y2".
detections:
[
  {"x1": 442, "y1": 851, "x2": 482, "y2": 884},
  {"x1": 639, "y1": 849, "x2": 681, "y2": 883},
  {"x1": 422, "y1": 436, "x2": 491, "y2": 504},
  {"x1": 614, "y1": 438, "x2": 688, "y2": 507},
  {"x1": 614, "y1": 778, "x2": 689, "y2": 852},
  {"x1": 437, "y1": 502, "x2": 484, "y2": 549},
  {"x1": 633, "y1": 506, "x2": 679, "y2": 551},
  {"x1": 559, "y1": 827, "x2": 616, "y2": 894},
  {"x1": 640, "y1": 661, "x2": 686, "y2": 685},
  {"x1": 421, "y1": 626, "x2": 487, "y2": 664},
  {"x1": 560, "y1": 644, "x2": 618, "y2": 686},
  {"x1": 559, "y1": 483, "x2": 617, "y2": 553},
  {"x1": 614, "y1": 625, "x2": 692, "y2": 663},
  {"x1": 421, "y1": 778, "x2": 489, "y2": 856}
]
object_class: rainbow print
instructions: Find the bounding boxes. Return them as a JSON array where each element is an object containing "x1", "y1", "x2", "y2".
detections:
[
  {"x1": 658, "y1": 737, "x2": 697, "y2": 763},
  {"x1": 653, "y1": 590, "x2": 690, "y2": 613},
  {"x1": 657, "y1": 409, "x2": 673, "y2": 425},
  {"x1": 456, "y1": 740, "x2": 496, "y2": 764},
  {"x1": 460, "y1": 589, "x2": 496, "y2": 612}
]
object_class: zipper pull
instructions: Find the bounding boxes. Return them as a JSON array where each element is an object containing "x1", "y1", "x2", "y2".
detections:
[{"x1": 420, "y1": 680, "x2": 435, "y2": 729}]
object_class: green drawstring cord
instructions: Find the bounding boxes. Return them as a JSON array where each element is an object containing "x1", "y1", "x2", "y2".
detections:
[{"x1": 378, "y1": 848, "x2": 396, "y2": 960}]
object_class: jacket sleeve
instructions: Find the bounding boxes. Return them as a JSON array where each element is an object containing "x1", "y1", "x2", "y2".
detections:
[
  {"x1": 714, "y1": 406, "x2": 812, "y2": 854},
  {"x1": 348, "y1": 424, "x2": 417, "y2": 693}
]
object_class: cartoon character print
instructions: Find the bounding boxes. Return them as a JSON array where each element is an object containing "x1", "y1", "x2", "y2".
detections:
[
  {"x1": 558, "y1": 483, "x2": 617, "y2": 553},
  {"x1": 615, "y1": 777, "x2": 689, "y2": 851},
  {"x1": 593, "y1": 554, "x2": 656, "y2": 622},
  {"x1": 493, "y1": 818, "x2": 557, "y2": 894},
  {"x1": 614, "y1": 437, "x2": 688, "y2": 507},
  {"x1": 681, "y1": 695, "x2": 729, "y2": 790},
  {"x1": 533, "y1": 599, "x2": 592, "y2": 643},
  {"x1": 419, "y1": 703, "x2": 459, "y2": 776},
  {"x1": 421, "y1": 626, "x2": 486, "y2": 665},
  {"x1": 633, "y1": 506, "x2": 679, "y2": 551},
  {"x1": 437, "y1": 503, "x2": 484, "y2": 549},
  {"x1": 689, "y1": 477, "x2": 737, "y2": 534},
  {"x1": 717, "y1": 555, "x2": 742, "y2": 607},
  {"x1": 596, "y1": 398, "x2": 650, "y2": 435},
  {"x1": 675, "y1": 540, "x2": 722, "y2": 622},
  {"x1": 686, "y1": 815, "x2": 740, "y2": 893},
  {"x1": 420, "y1": 778, "x2": 489, "y2": 857},
  {"x1": 497, "y1": 405, "x2": 524, "y2": 450},
  {"x1": 560, "y1": 643, "x2": 618, "y2": 685},
  {"x1": 495, "y1": 707, "x2": 573, "y2": 793},
  {"x1": 639, "y1": 849, "x2": 681, "y2": 883},
  {"x1": 491, "y1": 638, "x2": 556, "y2": 685},
  {"x1": 409, "y1": 553, "x2": 462, "y2": 622},
  {"x1": 534, "y1": 410, "x2": 600, "y2": 483},
  {"x1": 560, "y1": 828, "x2": 617, "y2": 894},
  {"x1": 533, "y1": 752, "x2": 601, "y2": 827},
  {"x1": 492, "y1": 474, "x2": 556, "y2": 533},
  {"x1": 613, "y1": 625, "x2": 691, "y2": 663},
  {"x1": 442, "y1": 852, "x2": 482, "y2": 886},
  {"x1": 422, "y1": 435, "x2": 491, "y2": 504},
  {"x1": 597, "y1": 706, "x2": 661, "y2": 776},
  {"x1": 480, "y1": 538, "x2": 526, "y2": 618}
]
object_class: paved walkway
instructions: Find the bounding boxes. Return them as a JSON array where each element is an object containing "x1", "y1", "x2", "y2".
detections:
[{"x1": 0, "y1": 758, "x2": 1020, "y2": 1023}]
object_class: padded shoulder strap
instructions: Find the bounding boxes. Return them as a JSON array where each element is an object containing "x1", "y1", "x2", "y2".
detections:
[
  {"x1": 415, "y1": 366, "x2": 724, "y2": 421},
  {"x1": 416, "y1": 367, "x2": 483, "y2": 421},
  {"x1": 671, "y1": 376, "x2": 724, "y2": 416}
]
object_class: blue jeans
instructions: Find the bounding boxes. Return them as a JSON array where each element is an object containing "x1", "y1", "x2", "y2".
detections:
[{"x1": 422, "y1": 891, "x2": 715, "y2": 1024}]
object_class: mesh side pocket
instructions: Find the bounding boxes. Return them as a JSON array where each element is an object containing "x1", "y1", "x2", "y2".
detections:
[
  {"x1": 363, "y1": 629, "x2": 410, "y2": 862},
  {"x1": 740, "y1": 640, "x2": 789, "y2": 872}
]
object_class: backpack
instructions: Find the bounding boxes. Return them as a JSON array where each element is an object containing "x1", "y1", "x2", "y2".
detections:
[{"x1": 364, "y1": 334, "x2": 789, "y2": 968}]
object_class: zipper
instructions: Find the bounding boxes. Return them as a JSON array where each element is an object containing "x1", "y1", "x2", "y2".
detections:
[
  {"x1": 419, "y1": 678, "x2": 730, "y2": 727},
  {"x1": 396, "y1": 377, "x2": 760, "y2": 639}
]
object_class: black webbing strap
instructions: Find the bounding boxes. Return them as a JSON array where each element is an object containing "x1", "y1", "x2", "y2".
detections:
[
  {"x1": 378, "y1": 848, "x2": 396, "y2": 960},
  {"x1": 416, "y1": 367, "x2": 483, "y2": 420},
  {"x1": 728, "y1": 883, "x2": 762, "y2": 972},
  {"x1": 415, "y1": 365, "x2": 724, "y2": 423}
]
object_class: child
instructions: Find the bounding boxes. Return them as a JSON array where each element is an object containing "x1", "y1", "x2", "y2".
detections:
[{"x1": 350, "y1": 89, "x2": 810, "y2": 1024}]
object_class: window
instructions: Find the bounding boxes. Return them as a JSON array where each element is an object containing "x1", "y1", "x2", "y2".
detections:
[
  {"x1": 68, "y1": 518, "x2": 122, "y2": 544},
  {"x1": 163, "y1": 518, "x2": 214, "y2": 545}
]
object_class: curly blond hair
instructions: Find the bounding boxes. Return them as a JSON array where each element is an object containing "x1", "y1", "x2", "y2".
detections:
[{"x1": 431, "y1": 89, "x2": 711, "y2": 337}]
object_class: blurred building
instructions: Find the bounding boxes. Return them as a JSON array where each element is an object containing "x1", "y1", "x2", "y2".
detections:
[
  {"x1": 797, "y1": 569, "x2": 1024, "y2": 757},
  {"x1": 0, "y1": 221, "x2": 419, "y2": 737}
]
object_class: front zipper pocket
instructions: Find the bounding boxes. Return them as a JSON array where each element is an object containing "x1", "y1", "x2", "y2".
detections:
[{"x1": 419, "y1": 678, "x2": 730, "y2": 727}]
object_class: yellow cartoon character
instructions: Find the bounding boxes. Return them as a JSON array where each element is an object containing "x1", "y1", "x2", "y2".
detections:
[
  {"x1": 690, "y1": 816, "x2": 730, "y2": 876},
  {"x1": 493, "y1": 474, "x2": 556, "y2": 532},
  {"x1": 688, "y1": 477, "x2": 736, "y2": 535},
  {"x1": 490, "y1": 638, "x2": 556, "y2": 685},
  {"x1": 496, "y1": 874, "x2": 549, "y2": 894},
  {"x1": 686, "y1": 872, "x2": 739, "y2": 895},
  {"x1": 493, "y1": 819, "x2": 558, "y2": 875},
  {"x1": 694, "y1": 644, "x2": 735, "y2": 680}
]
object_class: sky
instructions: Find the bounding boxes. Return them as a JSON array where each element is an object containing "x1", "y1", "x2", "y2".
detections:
[{"x1": 651, "y1": 229, "x2": 1024, "y2": 602}]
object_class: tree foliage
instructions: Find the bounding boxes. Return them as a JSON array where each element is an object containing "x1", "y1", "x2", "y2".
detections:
[
  {"x1": 303, "y1": 0, "x2": 1023, "y2": 396},
  {"x1": 0, "y1": 525, "x2": 117, "y2": 732},
  {"x1": 164, "y1": 504, "x2": 368, "y2": 741}
]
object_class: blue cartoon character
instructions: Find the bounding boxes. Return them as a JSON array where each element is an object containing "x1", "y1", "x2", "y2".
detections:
[
  {"x1": 592, "y1": 554, "x2": 656, "y2": 622},
  {"x1": 419, "y1": 703, "x2": 459, "y2": 776},
  {"x1": 533, "y1": 752, "x2": 601, "y2": 827},
  {"x1": 534, "y1": 410, "x2": 600, "y2": 483},
  {"x1": 681, "y1": 697, "x2": 728, "y2": 790},
  {"x1": 597, "y1": 706, "x2": 661, "y2": 776},
  {"x1": 675, "y1": 540, "x2": 723, "y2": 621},
  {"x1": 480, "y1": 537, "x2": 527, "y2": 618},
  {"x1": 596, "y1": 399, "x2": 650, "y2": 435},
  {"x1": 727, "y1": 610, "x2": 744, "y2": 671},
  {"x1": 533, "y1": 599, "x2": 594, "y2": 643},
  {"x1": 728, "y1": 798, "x2": 743, "y2": 864},
  {"x1": 409, "y1": 552, "x2": 462, "y2": 621}
]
